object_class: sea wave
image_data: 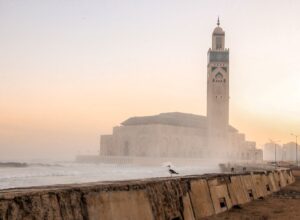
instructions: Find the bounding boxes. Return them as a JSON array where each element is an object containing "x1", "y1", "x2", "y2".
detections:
[
  {"x1": 0, "y1": 162, "x2": 219, "y2": 190},
  {"x1": 0, "y1": 162, "x2": 28, "y2": 168}
]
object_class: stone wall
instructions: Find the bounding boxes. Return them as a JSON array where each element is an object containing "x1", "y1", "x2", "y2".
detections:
[
  {"x1": 99, "y1": 123, "x2": 262, "y2": 161},
  {"x1": 0, "y1": 169, "x2": 295, "y2": 220},
  {"x1": 100, "y1": 124, "x2": 207, "y2": 158}
]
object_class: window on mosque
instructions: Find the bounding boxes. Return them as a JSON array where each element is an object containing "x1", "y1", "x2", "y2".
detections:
[
  {"x1": 222, "y1": 67, "x2": 227, "y2": 72},
  {"x1": 216, "y1": 37, "x2": 222, "y2": 49}
]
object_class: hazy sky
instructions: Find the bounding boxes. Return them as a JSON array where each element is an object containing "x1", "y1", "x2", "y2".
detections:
[{"x1": 1, "y1": 0, "x2": 300, "y2": 160}]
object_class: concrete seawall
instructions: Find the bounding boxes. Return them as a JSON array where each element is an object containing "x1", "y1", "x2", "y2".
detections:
[{"x1": 0, "y1": 169, "x2": 295, "y2": 220}]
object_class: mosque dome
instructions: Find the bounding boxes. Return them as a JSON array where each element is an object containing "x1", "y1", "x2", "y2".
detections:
[
  {"x1": 213, "y1": 17, "x2": 225, "y2": 35},
  {"x1": 213, "y1": 26, "x2": 225, "y2": 35}
]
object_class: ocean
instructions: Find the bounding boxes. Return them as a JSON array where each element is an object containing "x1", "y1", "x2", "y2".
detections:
[{"x1": 0, "y1": 162, "x2": 220, "y2": 190}]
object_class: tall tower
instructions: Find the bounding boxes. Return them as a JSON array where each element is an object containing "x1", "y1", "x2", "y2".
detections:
[{"x1": 207, "y1": 18, "x2": 229, "y2": 154}]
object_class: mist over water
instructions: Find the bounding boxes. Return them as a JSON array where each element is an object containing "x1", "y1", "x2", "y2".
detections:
[{"x1": 0, "y1": 162, "x2": 220, "y2": 190}]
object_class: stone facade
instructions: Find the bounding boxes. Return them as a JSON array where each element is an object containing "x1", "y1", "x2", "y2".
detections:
[
  {"x1": 100, "y1": 112, "x2": 262, "y2": 161},
  {"x1": 207, "y1": 24, "x2": 230, "y2": 152}
]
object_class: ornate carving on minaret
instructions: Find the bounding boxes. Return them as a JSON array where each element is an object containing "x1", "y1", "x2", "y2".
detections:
[{"x1": 207, "y1": 18, "x2": 230, "y2": 153}]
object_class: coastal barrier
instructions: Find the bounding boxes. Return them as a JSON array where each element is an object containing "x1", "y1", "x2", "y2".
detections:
[{"x1": 0, "y1": 169, "x2": 295, "y2": 220}]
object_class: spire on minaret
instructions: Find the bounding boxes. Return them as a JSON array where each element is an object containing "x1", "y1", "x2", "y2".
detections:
[{"x1": 217, "y1": 16, "x2": 220, "y2": 26}]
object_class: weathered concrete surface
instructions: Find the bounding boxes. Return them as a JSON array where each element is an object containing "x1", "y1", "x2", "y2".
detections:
[
  {"x1": 227, "y1": 175, "x2": 249, "y2": 205},
  {"x1": 267, "y1": 171, "x2": 280, "y2": 192},
  {"x1": 273, "y1": 171, "x2": 281, "y2": 188},
  {"x1": 240, "y1": 174, "x2": 258, "y2": 200},
  {"x1": 251, "y1": 173, "x2": 268, "y2": 198},
  {"x1": 0, "y1": 169, "x2": 294, "y2": 220},
  {"x1": 279, "y1": 170, "x2": 288, "y2": 188},
  {"x1": 182, "y1": 193, "x2": 195, "y2": 220},
  {"x1": 85, "y1": 190, "x2": 153, "y2": 220},
  {"x1": 284, "y1": 169, "x2": 295, "y2": 184},
  {"x1": 203, "y1": 170, "x2": 300, "y2": 220},
  {"x1": 189, "y1": 179, "x2": 215, "y2": 218},
  {"x1": 145, "y1": 179, "x2": 188, "y2": 220},
  {"x1": 261, "y1": 172, "x2": 272, "y2": 195},
  {"x1": 208, "y1": 177, "x2": 232, "y2": 214}
]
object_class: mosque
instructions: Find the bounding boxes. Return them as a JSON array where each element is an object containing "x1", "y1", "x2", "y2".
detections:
[{"x1": 98, "y1": 19, "x2": 263, "y2": 163}]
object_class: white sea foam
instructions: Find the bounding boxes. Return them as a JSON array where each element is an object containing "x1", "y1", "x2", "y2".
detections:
[{"x1": 0, "y1": 162, "x2": 219, "y2": 190}]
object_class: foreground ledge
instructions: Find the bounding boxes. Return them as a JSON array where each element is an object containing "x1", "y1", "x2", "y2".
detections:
[{"x1": 0, "y1": 169, "x2": 295, "y2": 220}]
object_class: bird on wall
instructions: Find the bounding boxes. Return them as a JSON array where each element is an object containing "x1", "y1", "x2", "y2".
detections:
[{"x1": 167, "y1": 165, "x2": 179, "y2": 177}]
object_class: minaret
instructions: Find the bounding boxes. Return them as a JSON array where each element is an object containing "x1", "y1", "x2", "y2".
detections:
[{"x1": 207, "y1": 18, "x2": 229, "y2": 155}]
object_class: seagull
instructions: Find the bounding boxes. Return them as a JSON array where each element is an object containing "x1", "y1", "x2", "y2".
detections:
[{"x1": 167, "y1": 165, "x2": 179, "y2": 177}]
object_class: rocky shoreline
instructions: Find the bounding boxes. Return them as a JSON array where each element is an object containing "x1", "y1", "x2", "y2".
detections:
[{"x1": 0, "y1": 162, "x2": 28, "y2": 168}]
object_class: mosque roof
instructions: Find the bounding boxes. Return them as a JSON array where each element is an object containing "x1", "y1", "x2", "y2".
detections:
[
  {"x1": 213, "y1": 17, "x2": 225, "y2": 35},
  {"x1": 121, "y1": 112, "x2": 237, "y2": 132},
  {"x1": 213, "y1": 26, "x2": 225, "y2": 35}
]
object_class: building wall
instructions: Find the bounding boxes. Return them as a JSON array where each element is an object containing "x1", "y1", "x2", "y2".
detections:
[
  {"x1": 264, "y1": 143, "x2": 274, "y2": 161},
  {"x1": 100, "y1": 123, "x2": 259, "y2": 160},
  {"x1": 100, "y1": 135, "x2": 113, "y2": 155},
  {"x1": 263, "y1": 143, "x2": 284, "y2": 161},
  {"x1": 282, "y1": 142, "x2": 298, "y2": 162},
  {"x1": 100, "y1": 124, "x2": 208, "y2": 158}
]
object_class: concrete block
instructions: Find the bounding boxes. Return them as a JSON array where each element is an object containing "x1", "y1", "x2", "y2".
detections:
[
  {"x1": 283, "y1": 169, "x2": 294, "y2": 184},
  {"x1": 189, "y1": 179, "x2": 215, "y2": 218},
  {"x1": 145, "y1": 180, "x2": 187, "y2": 220},
  {"x1": 261, "y1": 173, "x2": 272, "y2": 195},
  {"x1": 226, "y1": 175, "x2": 250, "y2": 205},
  {"x1": 273, "y1": 171, "x2": 282, "y2": 189},
  {"x1": 267, "y1": 172, "x2": 280, "y2": 192},
  {"x1": 251, "y1": 173, "x2": 268, "y2": 198},
  {"x1": 240, "y1": 174, "x2": 258, "y2": 200},
  {"x1": 288, "y1": 169, "x2": 296, "y2": 183},
  {"x1": 182, "y1": 193, "x2": 195, "y2": 220},
  {"x1": 84, "y1": 190, "x2": 154, "y2": 220},
  {"x1": 42, "y1": 193, "x2": 63, "y2": 220},
  {"x1": 278, "y1": 170, "x2": 287, "y2": 188},
  {"x1": 208, "y1": 177, "x2": 232, "y2": 214}
]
